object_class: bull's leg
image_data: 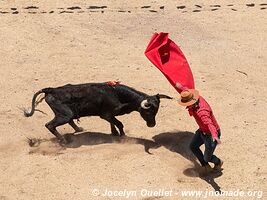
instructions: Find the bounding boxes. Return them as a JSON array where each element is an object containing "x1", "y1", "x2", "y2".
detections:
[
  {"x1": 69, "y1": 120, "x2": 84, "y2": 133},
  {"x1": 45, "y1": 94, "x2": 74, "y2": 143},
  {"x1": 110, "y1": 123, "x2": 119, "y2": 136},
  {"x1": 101, "y1": 115, "x2": 125, "y2": 136},
  {"x1": 111, "y1": 117, "x2": 125, "y2": 136},
  {"x1": 110, "y1": 118, "x2": 125, "y2": 136},
  {"x1": 45, "y1": 117, "x2": 69, "y2": 144}
]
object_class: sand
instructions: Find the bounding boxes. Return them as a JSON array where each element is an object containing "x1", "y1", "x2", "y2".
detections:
[{"x1": 0, "y1": 0, "x2": 266, "y2": 199}]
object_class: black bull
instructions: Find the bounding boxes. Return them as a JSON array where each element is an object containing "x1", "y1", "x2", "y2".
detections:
[{"x1": 24, "y1": 82, "x2": 172, "y2": 144}]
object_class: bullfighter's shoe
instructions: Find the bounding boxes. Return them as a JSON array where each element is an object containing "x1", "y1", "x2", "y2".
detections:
[
  {"x1": 213, "y1": 159, "x2": 224, "y2": 171},
  {"x1": 199, "y1": 164, "x2": 213, "y2": 177}
]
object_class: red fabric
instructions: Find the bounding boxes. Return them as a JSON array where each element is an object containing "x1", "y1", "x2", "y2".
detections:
[
  {"x1": 106, "y1": 81, "x2": 120, "y2": 86},
  {"x1": 144, "y1": 32, "x2": 194, "y2": 93},
  {"x1": 188, "y1": 96, "x2": 220, "y2": 140}
]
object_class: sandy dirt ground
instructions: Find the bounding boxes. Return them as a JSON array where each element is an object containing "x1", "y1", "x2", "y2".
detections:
[{"x1": 0, "y1": 0, "x2": 266, "y2": 199}]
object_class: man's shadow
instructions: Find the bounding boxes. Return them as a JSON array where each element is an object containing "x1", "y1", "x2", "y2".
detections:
[
  {"x1": 62, "y1": 132, "x2": 160, "y2": 154},
  {"x1": 153, "y1": 131, "x2": 223, "y2": 192}
]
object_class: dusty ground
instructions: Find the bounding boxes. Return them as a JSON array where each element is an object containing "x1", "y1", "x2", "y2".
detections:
[{"x1": 0, "y1": 0, "x2": 266, "y2": 199}]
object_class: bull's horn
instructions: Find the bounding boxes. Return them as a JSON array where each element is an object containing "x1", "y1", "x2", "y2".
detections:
[
  {"x1": 156, "y1": 94, "x2": 173, "y2": 99},
  {"x1": 141, "y1": 100, "x2": 151, "y2": 109}
]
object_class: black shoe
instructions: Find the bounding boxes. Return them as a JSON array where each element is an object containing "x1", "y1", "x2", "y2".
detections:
[
  {"x1": 199, "y1": 164, "x2": 212, "y2": 176},
  {"x1": 214, "y1": 159, "x2": 224, "y2": 171}
]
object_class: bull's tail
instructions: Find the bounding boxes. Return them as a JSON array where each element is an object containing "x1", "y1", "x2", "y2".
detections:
[{"x1": 24, "y1": 89, "x2": 48, "y2": 117}]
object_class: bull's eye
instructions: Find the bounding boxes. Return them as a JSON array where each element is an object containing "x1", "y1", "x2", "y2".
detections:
[{"x1": 145, "y1": 107, "x2": 156, "y2": 114}]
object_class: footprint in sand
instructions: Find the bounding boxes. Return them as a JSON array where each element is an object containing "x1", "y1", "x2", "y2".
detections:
[
  {"x1": 177, "y1": 6, "x2": 186, "y2": 10},
  {"x1": 210, "y1": 5, "x2": 221, "y2": 8},
  {"x1": 246, "y1": 3, "x2": 255, "y2": 7},
  {"x1": 59, "y1": 11, "x2": 74, "y2": 14},
  {"x1": 2, "y1": 3, "x2": 266, "y2": 15},
  {"x1": 260, "y1": 3, "x2": 267, "y2": 10},
  {"x1": 141, "y1": 6, "x2": 151, "y2": 9},
  {"x1": 67, "y1": 6, "x2": 82, "y2": 10},
  {"x1": 24, "y1": 6, "x2": 39, "y2": 10},
  {"x1": 87, "y1": 6, "x2": 107, "y2": 9}
]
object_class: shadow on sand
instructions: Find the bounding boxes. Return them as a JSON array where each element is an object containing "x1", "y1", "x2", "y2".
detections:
[
  {"x1": 153, "y1": 131, "x2": 223, "y2": 192},
  {"x1": 29, "y1": 131, "x2": 222, "y2": 191},
  {"x1": 62, "y1": 132, "x2": 160, "y2": 154}
]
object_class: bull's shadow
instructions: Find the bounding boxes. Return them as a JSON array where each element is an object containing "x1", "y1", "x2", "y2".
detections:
[
  {"x1": 153, "y1": 131, "x2": 223, "y2": 192},
  {"x1": 62, "y1": 132, "x2": 160, "y2": 154}
]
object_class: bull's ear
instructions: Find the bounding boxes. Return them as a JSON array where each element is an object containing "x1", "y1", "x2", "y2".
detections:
[{"x1": 156, "y1": 94, "x2": 173, "y2": 99}]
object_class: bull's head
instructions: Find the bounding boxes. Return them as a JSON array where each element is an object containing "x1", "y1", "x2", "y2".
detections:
[{"x1": 139, "y1": 94, "x2": 172, "y2": 127}]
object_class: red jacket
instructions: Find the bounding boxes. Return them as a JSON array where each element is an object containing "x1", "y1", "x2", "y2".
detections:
[{"x1": 188, "y1": 96, "x2": 220, "y2": 140}]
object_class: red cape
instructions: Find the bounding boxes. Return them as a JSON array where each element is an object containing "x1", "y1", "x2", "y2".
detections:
[{"x1": 144, "y1": 32, "x2": 194, "y2": 93}]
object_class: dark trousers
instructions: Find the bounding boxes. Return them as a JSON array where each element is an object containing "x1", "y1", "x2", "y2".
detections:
[{"x1": 190, "y1": 129, "x2": 221, "y2": 166}]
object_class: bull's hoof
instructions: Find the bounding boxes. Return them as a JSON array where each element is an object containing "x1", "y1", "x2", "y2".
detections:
[
  {"x1": 111, "y1": 131, "x2": 120, "y2": 136},
  {"x1": 58, "y1": 137, "x2": 69, "y2": 145},
  {"x1": 75, "y1": 127, "x2": 84, "y2": 133},
  {"x1": 64, "y1": 134, "x2": 74, "y2": 144},
  {"x1": 119, "y1": 133, "x2": 126, "y2": 137}
]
